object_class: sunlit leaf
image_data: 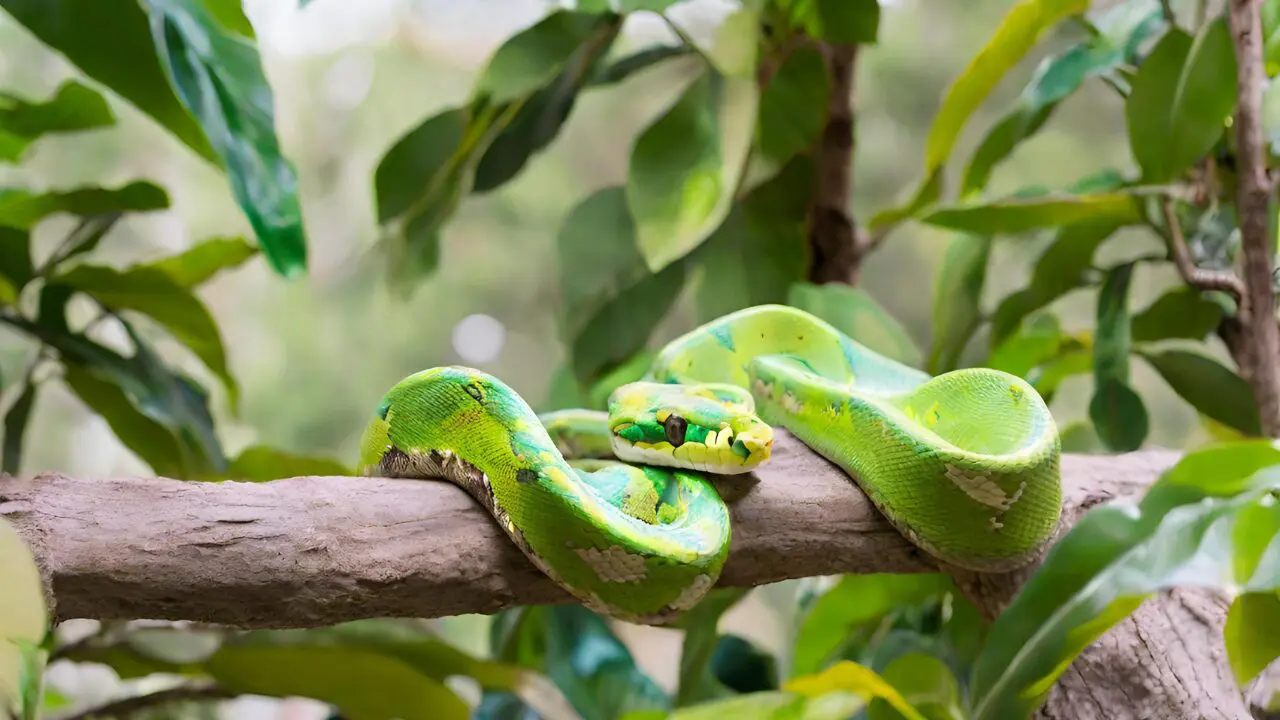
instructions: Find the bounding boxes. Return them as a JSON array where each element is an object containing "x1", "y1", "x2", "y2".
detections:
[
  {"x1": 0, "y1": 517, "x2": 47, "y2": 719},
  {"x1": 867, "y1": 653, "x2": 964, "y2": 720},
  {"x1": 1089, "y1": 263, "x2": 1147, "y2": 451},
  {"x1": 0, "y1": 181, "x2": 168, "y2": 230},
  {"x1": 142, "y1": 236, "x2": 259, "y2": 288},
  {"x1": 927, "y1": 233, "x2": 988, "y2": 373},
  {"x1": 920, "y1": 192, "x2": 1143, "y2": 235},
  {"x1": 628, "y1": 68, "x2": 726, "y2": 273},
  {"x1": 140, "y1": 0, "x2": 307, "y2": 278},
  {"x1": 786, "y1": 661, "x2": 926, "y2": 720},
  {"x1": 0, "y1": 81, "x2": 115, "y2": 163},
  {"x1": 787, "y1": 282, "x2": 922, "y2": 367},
  {"x1": 1137, "y1": 347, "x2": 1262, "y2": 437},
  {"x1": 1224, "y1": 591, "x2": 1280, "y2": 686},
  {"x1": 968, "y1": 441, "x2": 1280, "y2": 719}
]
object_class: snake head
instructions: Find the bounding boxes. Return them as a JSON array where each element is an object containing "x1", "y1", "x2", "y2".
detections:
[{"x1": 606, "y1": 381, "x2": 773, "y2": 475}]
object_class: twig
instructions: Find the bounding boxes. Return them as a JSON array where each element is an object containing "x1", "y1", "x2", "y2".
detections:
[
  {"x1": 1228, "y1": 0, "x2": 1280, "y2": 437},
  {"x1": 53, "y1": 684, "x2": 233, "y2": 720},
  {"x1": 807, "y1": 42, "x2": 863, "y2": 284},
  {"x1": 1158, "y1": 197, "x2": 1246, "y2": 300}
]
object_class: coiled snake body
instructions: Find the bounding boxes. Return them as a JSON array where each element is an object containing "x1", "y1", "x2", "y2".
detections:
[{"x1": 359, "y1": 305, "x2": 1062, "y2": 624}]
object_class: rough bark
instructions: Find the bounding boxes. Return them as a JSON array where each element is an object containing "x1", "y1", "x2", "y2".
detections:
[
  {"x1": 0, "y1": 433, "x2": 1256, "y2": 719},
  {"x1": 806, "y1": 43, "x2": 864, "y2": 285}
]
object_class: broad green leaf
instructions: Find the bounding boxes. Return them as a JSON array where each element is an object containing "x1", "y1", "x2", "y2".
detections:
[
  {"x1": 49, "y1": 264, "x2": 238, "y2": 408},
  {"x1": 474, "y1": 10, "x2": 616, "y2": 104},
  {"x1": 1127, "y1": 19, "x2": 1237, "y2": 182},
  {"x1": 920, "y1": 192, "x2": 1142, "y2": 235},
  {"x1": 0, "y1": 181, "x2": 168, "y2": 230},
  {"x1": 1138, "y1": 347, "x2": 1262, "y2": 437},
  {"x1": 960, "y1": 1, "x2": 1165, "y2": 194},
  {"x1": 927, "y1": 234, "x2": 988, "y2": 373},
  {"x1": 1130, "y1": 286, "x2": 1226, "y2": 342},
  {"x1": 200, "y1": 0, "x2": 254, "y2": 37},
  {"x1": 664, "y1": 690, "x2": 863, "y2": 720},
  {"x1": 785, "y1": 661, "x2": 926, "y2": 720},
  {"x1": 1031, "y1": 346, "x2": 1092, "y2": 400},
  {"x1": 61, "y1": 364, "x2": 186, "y2": 477},
  {"x1": 142, "y1": 236, "x2": 259, "y2": 288},
  {"x1": 694, "y1": 156, "x2": 813, "y2": 321},
  {"x1": 472, "y1": 17, "x2": 623, "y2": 192},
  {"x1": 0, "y1": 81, "x2": 115, "y2": 163},
  {"x1": 882, "y1": 0, "x2": 1089, "y2": 226},
  {"x1": 777, "y1": 0, "x2": 880, "y2": 45},
  {"x1": 867, "y1": 653, "x2": 964, "y2": 720},
  {"x1": 1224, "y1": 591, "x2": 1280, "y2": 685},
  {"x1": 0, "y1": 0, "x2": 216, "y2": 160},
  {"x1": 225, "y1": 444, "x2": 352, "y2": 481},
  {"x1": 558, "y1": 186, "x2": 686, "y2": 385},
  {"x1": 757, "y1": 44, "x2": 828, "y2": 166},
  {"x1": 986, "y1": 312, "x2": 1066, "y2": 379},
  {"x1": 709, "y1": 6, "x2": 759, "y2": 78},
  {"x1": 673, "y1": 588, "x2": 752, "y2": 706},
  {"x1": 375, "y1": 107, "x2": 469, "y2": 226},
  {"x1": 1058, "y1": 420, "x2": 1103, "y2": 453},
  {"x1": 708, "y1": 635, "x2": 779, "y2": 695},
  {"x1": 968, "y1": 441, "x2": 1280, "y2": 719},
  {"x1": 627, "y1": 69, "x2": 725, "y2": 273},
  {"x1": 990, "y1": 218, "x2": 1123, "y2": 346},
  {"x1": 790, "y1": 573, "x2": 954, "y2": 679},
  {"x1": 1088, "y1": 263, "x2": 1148, "y2": 451},
  {"x1": 786, "y1": 282, "x2": 922, "y2": 367},
  {"x1": 1, "y1": 380, "x2": 37, "y2": 476},
  {"x1": 0, "y1": 517, "x2": 46, "y2": 719},
  {"x1": 0, "y1": 227, "x2": 32, "y2": 294},
  {"x1": 140, "y1": 0, "x2": 307, "y2": 278}
]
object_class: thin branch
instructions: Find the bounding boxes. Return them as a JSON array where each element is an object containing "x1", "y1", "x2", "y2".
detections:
[
  {"x1": 1228, "y1": 0, "x2": 1280, "y2": 437},
  {"x1": 53, "y1": 684, "x2": 233, "y2": 720},
  {"x1": 1158, "y1": 197, "x2": 1246, "y2": 300}
]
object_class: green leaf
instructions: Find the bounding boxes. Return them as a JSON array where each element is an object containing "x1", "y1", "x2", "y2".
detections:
[
  {"x1": 757, "y1": 44, "x2": 829, "y2": 167},
  {"x1": 927, "y1": 233, "x2": 989, "y2": 373},
  {"x1": 674, "y1": 588, "x2": 752, "y2": 706},
  {"x1": 1224, "y1": 591, "x2": 1280, "y2": 686},
  {"x1": 627, "y1": 69, "x2": 726, "y2": 273},
  {"x1": 990, "y1": 217, "x2": 1123, "y2": 346},
  {"x1": 591, "y1": 44, "x2": 694, "y2": 86},
  {"x1": 139, "y1": 0, "x2": 307, "y2": 278},
  {"x1": 790, "y1": 573, "x2": 955, "y2": 679},
  {"x1": 474, "y1": 10, "x2": 616, "y2": 104},
  {"x1": 225, "y1": 444, "x2": 352, "y2": 481},
  {"x1": 1137, "y1": 347, "x2": 1262, "y2": 437},
  {"x1": 199, "y1": 0, "x2": 254, "y2": 37},
  {"x1": 0, "y1": 81, "x2": 115, "y2": 163},
  {"x1": 0, "y1": 0, "x2": 217, "y2": 160},
  {"x1": 0, "y1": 227, "x2": 33, "y2": 293},
  {"x1": 1, "y1": 380, "x2": 38, "y2": 476},
  {"x1": 0, "y1": 181, "x2": 168, "y2": 230},
  {"x1": 142, "y1": 236, "x2": 259, "y2": 287},
  {"x1": 49, "y1": 263, "x2": 239, "y2": 409},
  {"x1": 867, "y1": 653, "x2": 964, "y2": 720},
  {"x1": 62, "y1": 364, "x2": 186, "y2": 477},
  {"x1": 0, "y1": 517, "x2": 47, "y2": 720},
  {"x1": 785, "y1": 661, "x2": 927, "y2": 720},
  {"x1": 1089, "y1": 263, "x2": 1147, "y2": 451},
  {"x1": 920, "y1": 191, "x2": 1143, "y2": 235},
  {"x1": 968, "y1": 440, "x2": 1280, "y2": 719},
  {"x1": 1058, "y1": 420, "x2": 1103, "y2": 453},
  {"x1": 1127, "y1": 19, "x2": 1238, "y2": 182},
  {"x1": 558, "y1": 186, "x2": 686, "y2": 385},
  {"x1": 665, "y1": 690, "x2": 863, "y2": 720},
  {"x1": 786, "y1": 282, "x2": 922, "y2": 367},
  {"x1": 472, "y1": 18, "x2": 623, "y2": 193},
  {"x1": 986, "y1": 312, "x2": 1066, "y2": 379},
  {"x1": 708, "y1": 635, "x2": 779, "y2": 696},
  {"x1": 960, "y1": 1, "x2": 1166, "y2": 194},
  {"x1": 777, "y1": 0, "x2": 880, "y2": 45},
  {"x1": 694, "y1": 155, "x2": 814, "y2": 321},
  {"x1": 1131, "y1": 286, "x2": 1227, "y2": 342}
]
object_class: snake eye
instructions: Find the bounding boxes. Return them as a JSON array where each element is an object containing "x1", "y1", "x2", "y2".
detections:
[{"x1": 664, "y1": 414, "x2": 687, "y2": 447}]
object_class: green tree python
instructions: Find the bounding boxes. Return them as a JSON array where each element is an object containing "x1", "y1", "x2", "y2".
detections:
[{"x1": 358, "y1": 304, "x2": 1062, "y2": 625}]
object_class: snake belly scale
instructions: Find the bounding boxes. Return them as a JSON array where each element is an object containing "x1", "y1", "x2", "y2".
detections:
[{"x1": 359, "y1": 304, "x2": 1063, "y2": 624}]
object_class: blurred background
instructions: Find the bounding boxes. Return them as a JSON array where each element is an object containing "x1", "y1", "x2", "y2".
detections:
[{"x1": 0, "y1": 0, "x2": 1206, "y2": 716}]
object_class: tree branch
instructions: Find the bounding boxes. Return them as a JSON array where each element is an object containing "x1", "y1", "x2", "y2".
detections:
[
  {"x1": 0, "y1": 434, "x2": 1256, "y2": 718},
  {"x1": 807, "y1": 42, "x2": 866, "y2": 285},
  {"x1": 53, "y1": 684, "x2": 233, "y2": 720},
  {"x1": 1229, "y1": 0, "x2": 1280, "y2": 437},
  {"x1": 1159, "y1": 197, "x2": 1246, "y2": 300}
]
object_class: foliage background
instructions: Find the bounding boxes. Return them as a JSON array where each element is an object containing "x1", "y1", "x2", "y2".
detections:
[{"x1": 0, "y1": 0, "x2": 1233, "y2": 716}]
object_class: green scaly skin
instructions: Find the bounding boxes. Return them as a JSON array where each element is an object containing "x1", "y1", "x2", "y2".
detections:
[{"x1": 358, "y1": 304, "x2": 1063, "y2": 624}]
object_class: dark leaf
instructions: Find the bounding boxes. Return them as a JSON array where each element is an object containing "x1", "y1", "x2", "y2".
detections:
[
  {"x1": 927, "y1": 233, "x2": 988, "y2": 373},
  {"x1": 0, "y1": 227, "x2": 33, "y2": 292},
  {"x1": 1, "y1": 380, "x2": 37, "y2": 476},
  {"x1": 708, "y1": 635, "x2": 778, "y2": 696},
  {"x1": 474, "y1": 10, "x2": 620, "y2": 104},
  {"x1": 756, "y1": 44, "x2": 829, "y2": 167},
  {"x1": 0, "y1": 81, "x2": 115, "y2": 163},
  {"x1": 866, "y1": 652, "x2": 964, "y2": 720},
  {"x1": 920, "y1": 191, "x2": 1143, "y2": 235},
  {"x1": 786, "y1": 281, "x2": 921, "y2": 367},
  {"x1": 590, "y1": 44, "x2": 693, "y2": 86},
  {"x1": 776, "y1": 0, "x2": 881, "y2": 44},
  {"x1": 1089, "y1": 263, "x2": 1148, "y2": 451},
  {"x1": 1138, "y1": 347, "x2": 1262, "y2": 437},
  {"x1": 628, "y1": 68, "x2": 727, "y2": 273},
  {"x1": 693, "y1": 155, "x2": 813, "y2": 321},
  {"x1": 1130, "y1": 286, "x2": 1227, "y2": 343},
  {"x1": 61, "y1": 364, "x2": 186, "y2": 477},
  {"x1": 45, "y1": 214, "x2": 123, "y2": 273},
  {"x1": 0, "y1": 181, "x2": 168, "y2": 230},
  {"x1": 0, "y1": 0, "x2": 217, "y2": 159},
  {"x1": 673, "y1": 588, "x2": 752, "y2": 706},
  {"x1": 140, "y1": 0, "x2": 307, "y2": 278}
]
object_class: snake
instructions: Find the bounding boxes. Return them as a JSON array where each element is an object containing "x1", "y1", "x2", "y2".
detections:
[{"x1": 358, "y1": 304, "x2": 1063, "y2": 625}]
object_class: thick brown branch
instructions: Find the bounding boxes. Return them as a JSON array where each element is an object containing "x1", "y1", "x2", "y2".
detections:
[
  {"x1": 1229, "y1": 0, "x2": 1280, "y2": 437},
  {"x1": 1159, "y1": 197, "x2": 1246, "y2": 299},
  {"x1": 0, "y1": 435, "x2": 1254, "y2": 718},
  {"x1": 807, "y1": 43, "x2": 865, "y2": 285}
]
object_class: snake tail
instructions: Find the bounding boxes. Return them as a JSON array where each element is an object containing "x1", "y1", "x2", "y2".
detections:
[
  {"x1": 650, "y1": 304, "x2": 1063, "y2": 572},
  {"x1": 358, "y1": 366, "x2": 732, "y2": 624}
]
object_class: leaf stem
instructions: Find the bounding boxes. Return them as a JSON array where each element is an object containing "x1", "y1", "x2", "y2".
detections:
[{"x1": 1158, "y1": 197, "x2": 1246, "y2": 300}]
